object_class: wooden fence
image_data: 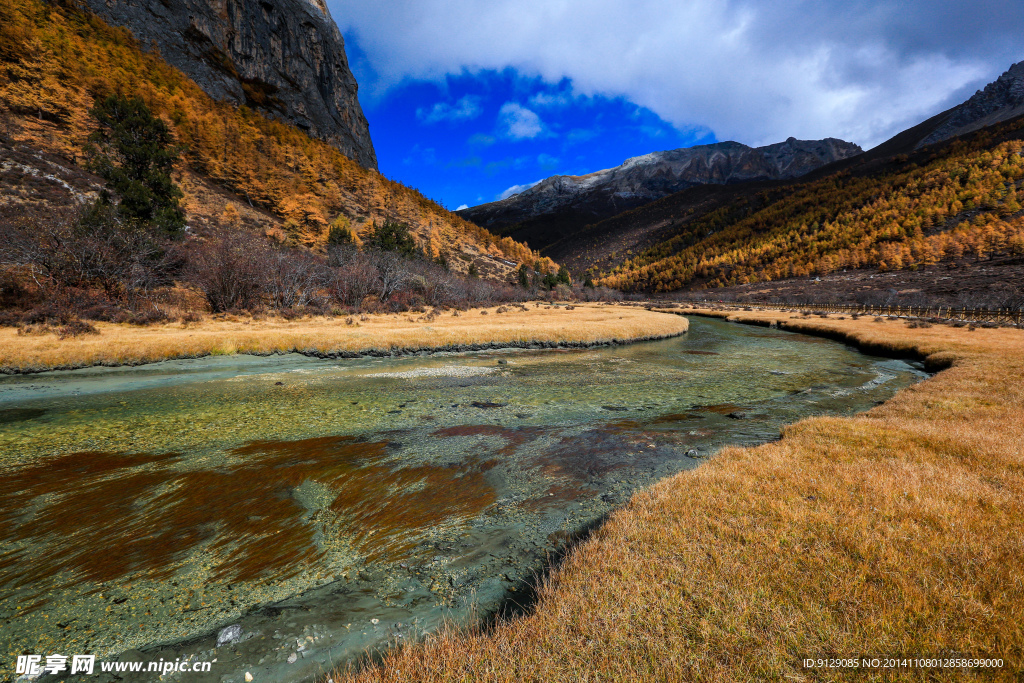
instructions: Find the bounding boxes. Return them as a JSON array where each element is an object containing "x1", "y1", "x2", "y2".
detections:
[{"x1": 669, "y1": 301, "x2": 1023, "y2": 325}]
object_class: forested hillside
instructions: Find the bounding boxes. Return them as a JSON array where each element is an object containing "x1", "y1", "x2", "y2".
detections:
[
  {"x1": 0, "y1": 0, "x2": 545, "y2": 273},
  {"x1": 597, "y1": 118, "x2": 1024, "y2": 292}
]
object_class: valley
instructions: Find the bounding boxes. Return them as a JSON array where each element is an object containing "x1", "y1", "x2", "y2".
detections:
[{"x1": 0, "y1": 0, "x2": 1022, "y2": 681}]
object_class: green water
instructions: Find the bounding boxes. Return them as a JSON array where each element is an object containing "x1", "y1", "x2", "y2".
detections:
[{"x1": 0, "y1": 317, "x2": 926, "y2": 682}]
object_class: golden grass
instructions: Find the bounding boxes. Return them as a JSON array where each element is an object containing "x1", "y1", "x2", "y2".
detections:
[
  {"x1": 333, "y1": 309, "x2": 1024, "y2": 682},
  {"x1": 0, "y1": 305, "x2": 688, "y2": 373}
]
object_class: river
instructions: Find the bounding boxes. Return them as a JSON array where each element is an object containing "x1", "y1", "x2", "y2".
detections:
[{"x1": 0, "y1": 317, "x2": 926, "y2": 682}]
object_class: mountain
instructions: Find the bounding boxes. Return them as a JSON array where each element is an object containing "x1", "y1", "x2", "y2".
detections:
[
  {"x1": 0, "y1": 0, "x2": 544, "y2": 278},
  {"x1": 918, "y1": 61, "x2": 1024, "y2": 149},
  {"x1": 458, "y1": 137, "x2": 862, "y2": 252},
  {"x1": 586, "y1": 83, "x2": 1024, "y2": 292},
  {"x1": 80, "y1": 0, "x2": 377, "y2": 169}
]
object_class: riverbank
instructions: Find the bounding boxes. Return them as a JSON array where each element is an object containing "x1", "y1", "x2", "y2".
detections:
[
  {"x1": 334, "y1": 308, "x2": 1024, "y2": 682},
  {"x1": 0, "y1": 304, "x2": 688, "y2": 374}
]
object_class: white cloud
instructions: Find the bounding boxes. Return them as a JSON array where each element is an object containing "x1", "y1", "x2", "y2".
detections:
[
  {"x1": 498, "y1": 102, "x2": 545, "y2": 140},
  {"x1": 468, "y1": 132, "x2": 497, "y2": 146},
  {"x1": 498, "y1": 178, "x2": 544, "y2": 200},
  {"x1": 456, "y1": 203, "x2": 469, "y2": 210},
  {"x1": 537, "y1": 153, "x2": 559, "y2": 169},
  {"x1": 528, "y1": 91, "x2": 573, "y2": 109},
  {"x1": 402, "y1": 144, "x2": 437, "y2": 166},
  {"x1": 416, "y1": 95, "x2": 483, "y2": 124},
  {"x1": 330, "y1": 0, "x2": 1023, "y2": 149}
]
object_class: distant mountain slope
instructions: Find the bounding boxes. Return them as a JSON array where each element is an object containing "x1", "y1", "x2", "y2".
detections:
[
  {"x1": 0, "y1": 0, "x2": 544, "y2": 277},
  {"x1": 919, "y1": 61, "x2": 1024, "y2": 149},
  {"x1": 81, "y1": 0, "x2": 377, "y2": 169},
  {"x1": 458, "y1": 137, "x2": 862, "y2": 252},
  {"x1": 594, "y1": 115, "x2": 1024, "y2": 292}
]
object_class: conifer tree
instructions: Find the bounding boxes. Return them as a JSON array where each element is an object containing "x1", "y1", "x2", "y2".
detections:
[{"x1": 85, "y1": 95, "x2": 185, "y2": 238}]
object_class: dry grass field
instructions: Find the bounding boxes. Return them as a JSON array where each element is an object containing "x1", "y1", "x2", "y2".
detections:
[
  {"x1": 332, "y1": 308, "x2": 1024, "y2": 682},
  {"x1": 0, "y1": 304, "x2": 688, "y2": 373}
]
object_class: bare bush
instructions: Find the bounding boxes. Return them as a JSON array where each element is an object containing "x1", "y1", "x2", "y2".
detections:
[
  {"x1": 3, "y1": 205, "x2": 570, "y2": 321},
  {"x1": 186, "y1": 231, "x2": 268, "y2": 312},
  {"x1": 265, "y1": 249, "x2": 324, "y2": 309},
  {"x1": 1, "y1": 207, "x2": 177, "y2": 298},
  {"x1": 367, "y1": 250, "x2": 411, "y2": 303},
  {"x1": 56, "y1": 319, "x2": 100, "y2": 339}
]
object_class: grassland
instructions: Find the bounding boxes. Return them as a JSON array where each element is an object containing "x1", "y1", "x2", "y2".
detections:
[
  {"x1": 333, "y1": 309, "x2": 1024, "y2": 682},
  {"x1": 0, "y1": 304, "x2": 688, "y2": 373}
]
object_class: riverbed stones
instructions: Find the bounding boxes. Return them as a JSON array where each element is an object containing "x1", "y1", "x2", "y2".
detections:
[{"x1": 217, "y1": 624, "x2": 242, "y2": 646}]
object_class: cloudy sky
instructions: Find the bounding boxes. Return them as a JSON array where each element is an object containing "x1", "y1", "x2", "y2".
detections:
[{"x1": 327, "y1": 0, "x2": 1024, "y2": 210}]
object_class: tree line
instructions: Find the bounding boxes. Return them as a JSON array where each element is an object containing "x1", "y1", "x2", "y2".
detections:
[{"x1": 599, "y1": 123, "x2": 1024, "y2": 292}]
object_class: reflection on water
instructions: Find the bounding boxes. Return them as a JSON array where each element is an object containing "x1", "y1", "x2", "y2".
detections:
[{"x1": 0, "y1": 317, "x2": 926, "y2": 682}]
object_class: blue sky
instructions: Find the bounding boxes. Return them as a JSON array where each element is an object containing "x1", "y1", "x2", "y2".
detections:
[
  {"x1": 344, "y1": 54, "x2": 714, "y2": 210},
  {"x1": 331, "y1": 0, "x2": 1024, "y2": 210}
]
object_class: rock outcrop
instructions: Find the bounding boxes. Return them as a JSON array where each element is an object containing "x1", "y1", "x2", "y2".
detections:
[
  {"x1": 459, "y1": 138, "x2": 861, "y2": 238},
  {"x1": 918, "y1": 61, "x2": 1024, "y2": 149},
  {"x1": 81, "y1": 0, "x2": 377, "y2": 169}
]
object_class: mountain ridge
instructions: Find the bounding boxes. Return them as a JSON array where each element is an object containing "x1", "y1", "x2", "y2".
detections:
[
  {"x1": 593, "y1": 113, "x2": 1024, "y2": 292},
  {"x1": 80, "y1": 0, "x2": 378, "y2": 169},
  {"x1": 458, "y1": 137, "x2": 862, "y2": 253},
  {"x1": 918, "y1": 61, "x2": 1024, "y2": 149}
]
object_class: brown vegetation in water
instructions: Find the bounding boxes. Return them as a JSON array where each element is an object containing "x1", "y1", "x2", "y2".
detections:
[
  {"x1": 331, "y1": 311, "x2": 1024, "y2": 682},
  {"x1": 0, "y1": 436, "x2": 497, "y2": 610},
  {"x1": 0, "y1": 305, "x2": 689, "y2": 373}
]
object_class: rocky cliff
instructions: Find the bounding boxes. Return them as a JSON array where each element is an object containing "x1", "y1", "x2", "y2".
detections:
[
  {"x1": 81, "y1": 0, "x2": 377, "y2": 169},
  {"x1": 458, "y1": 137, "x2": 861, "y2": 251},
  {"x1": 918, "y1": 61, "x2": 1024, "y2": 149}
]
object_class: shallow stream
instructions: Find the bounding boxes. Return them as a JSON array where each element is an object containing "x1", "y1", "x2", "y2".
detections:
[{"x1": 0, "y1": 317, "x2": 926, "y2": 682}]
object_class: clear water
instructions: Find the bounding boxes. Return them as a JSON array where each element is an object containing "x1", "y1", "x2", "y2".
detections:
[{"x1": 0, "y1": 317, "x2": 926, "y2": 682}]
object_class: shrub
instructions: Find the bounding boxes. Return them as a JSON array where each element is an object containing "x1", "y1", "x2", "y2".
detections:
[
  {"x1": 56, "y1": 319, "x2": 100, "y2": 339},
  {"x1": 186, "y1": 231, "x2": 268, "y2": 312},
  {"x1": 17, "y1": 323, "x2": 52, "y2": 336},
  {"x1": 363, "y1": 221, "x2": 419, "y2": 257}
]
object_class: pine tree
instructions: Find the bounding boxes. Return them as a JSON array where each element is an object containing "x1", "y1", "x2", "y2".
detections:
[
  {"x1": 364, "y1": 220, "x2": 419, "y2": 258},
  {"x1": 85, "y1": 95, "x2": 185, "y2": 238}
]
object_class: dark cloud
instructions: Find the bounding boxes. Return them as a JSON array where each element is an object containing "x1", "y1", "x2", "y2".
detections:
[{"x1": 329, "y1": 0, "x2": 1024, "y2": 147}]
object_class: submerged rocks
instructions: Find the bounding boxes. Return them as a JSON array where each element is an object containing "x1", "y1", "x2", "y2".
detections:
[{"x1": 217, "y1": 624, "x2": 242, "y2": 646}]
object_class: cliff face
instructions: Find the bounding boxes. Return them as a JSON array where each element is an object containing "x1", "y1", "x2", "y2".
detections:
[
  {"x1": 458, "y1": 137, "x2": 861, "y2": 250},
  {"x1": 81, "y1": 0, "x2": 377, "y2": 169},
  {"x1": 918, "y1": 61, "x2": 1024, "y2": 149}
]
